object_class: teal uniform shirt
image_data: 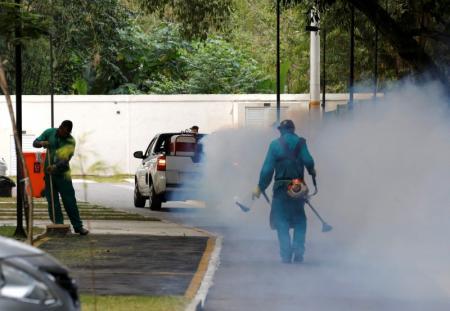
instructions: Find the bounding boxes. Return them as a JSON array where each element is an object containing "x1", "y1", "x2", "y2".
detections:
[
  {"x1": 258, "y1": 132, "x2": 315, "y2": 193},
  {"x1": 36, "y1": 128, "x2": 76, "y2": 177},
  {"x1": 258, "y1": 132, "x2": 315, "y2": 230}
]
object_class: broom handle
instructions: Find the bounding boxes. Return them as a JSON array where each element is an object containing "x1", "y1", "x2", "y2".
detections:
[{"x1": 46, "y1": 148, "x2": 56, "y2": 223}]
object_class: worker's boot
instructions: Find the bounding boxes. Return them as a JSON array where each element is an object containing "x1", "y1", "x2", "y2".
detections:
[
  {"x1": 74, "y1": 227, "x2": 89, "y2": 236},
  {"x1": 292, "y1": 254, "x2": 304, "y2": 263}
]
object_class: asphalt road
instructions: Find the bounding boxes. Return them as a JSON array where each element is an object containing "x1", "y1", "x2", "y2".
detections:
[{"x1": 74, "y1": 182, "x2": 450, "y2": 311}]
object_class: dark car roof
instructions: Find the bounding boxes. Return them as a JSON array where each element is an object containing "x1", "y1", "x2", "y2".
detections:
[{"x1": 0, "y1": 236, "x2": 43, "y2": 258}]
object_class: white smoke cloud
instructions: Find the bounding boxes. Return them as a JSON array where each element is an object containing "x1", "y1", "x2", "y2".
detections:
[{"x1": 199, "y1": 80, "x2": 450, "y2": 309}]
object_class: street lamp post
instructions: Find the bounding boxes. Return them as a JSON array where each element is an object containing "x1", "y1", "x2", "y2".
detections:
[
  {"x1": 50, "y1": 0, "x2": 54, "y2": 127},
  {"x1": 14, "y1": 0, "x2": 26, "y2": 238},
  {"x1": 276, "y1": 0, "x2": 281, "y2": 124},
  {"x1": 322, "y1": 28, "x2": 326, "y2": 110},
  {"x1": 349, "y1": 5, "x2": 355, "y2": 108},
  {"x1": 373, "y1": 26, "x2": 378, "y2": 100},
  {"x1": 309, "y1": 8, "x2": 320, "y2": 109}
]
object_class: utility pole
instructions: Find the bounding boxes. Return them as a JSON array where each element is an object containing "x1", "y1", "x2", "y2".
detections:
[
  {"x1": 309, "y1": 8, "x2": 320, "y2": 109},
  {"x1": 276, "y1": 0, "x2": 281, "y2": 124},
  {"x1": 50, "y1": 0, "x2": 54, "y2": 127},
  {"x1": 321, "y1": 28, "x2": 326, "y2": 110},
  {"x1": 373, "y1": 26, "x2": 378, "y2": 100},
  {"x1": 349, "y1": 5, "x2": 355, "y2": 108},
  {"x1": 14, "y1": 0, "x2": 26, "y2": 238}
]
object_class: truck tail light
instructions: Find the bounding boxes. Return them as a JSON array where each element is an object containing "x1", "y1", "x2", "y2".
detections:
[{"x1": 157, "y1": 155, "x2": 166, "y2": 171}]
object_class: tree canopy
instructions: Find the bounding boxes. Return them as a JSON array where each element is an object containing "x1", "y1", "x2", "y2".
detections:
[{"x1": 0, "y1": 0, "x2": 448, "y2": 95}]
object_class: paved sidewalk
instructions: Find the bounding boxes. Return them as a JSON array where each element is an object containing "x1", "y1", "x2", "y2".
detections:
[
  {"x1": 0, "y1": 219, "x2": 210, "y2": 237},
  {"x1": 0, "y1": 198, "x2": 218, "y2": 303}
]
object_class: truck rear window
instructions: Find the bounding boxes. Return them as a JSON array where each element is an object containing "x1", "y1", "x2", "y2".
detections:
[{"x1": 154, "y1": 133, "x2": 205, "y2": 154}]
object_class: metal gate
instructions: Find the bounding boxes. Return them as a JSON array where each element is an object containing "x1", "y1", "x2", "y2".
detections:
[{"x1": 245, "y1": 107, "x2": 288, "y2": 128}]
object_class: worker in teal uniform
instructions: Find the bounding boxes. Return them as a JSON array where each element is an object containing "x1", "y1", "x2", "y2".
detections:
[
  {"x1": 33, "y1": 120, "x2": 89, "y2": 235},
  {"x1": 253, "y1": 120, "x2": 316, "y2": 263}
]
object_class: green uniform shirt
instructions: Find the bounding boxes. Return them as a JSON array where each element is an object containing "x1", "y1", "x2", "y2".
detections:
[{"x1": 35, "y1": 128, "x2": 76, "y2": 176}]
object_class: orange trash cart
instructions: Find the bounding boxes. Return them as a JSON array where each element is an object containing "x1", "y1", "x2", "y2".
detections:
[{"x1": 23, "y1": 152, "x2": 47, "y2": 198}]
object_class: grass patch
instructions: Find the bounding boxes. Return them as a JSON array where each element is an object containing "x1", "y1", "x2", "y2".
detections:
[
  {"x1": 0, "y1": 197, "x2": 16, "y2": 203},
  {"x1": 4, "y1": 175, "x2": 133, "y2": 184},
  {"x1": 80, "y1": 295, "x2": 188, "y2": 311},
  {"x1": 72, "y1": 174, "x2": 133, "y2": 183},
  {"x1": 0, "y1": 200, "x2": 159, "y2": 221},
  {"x1": 0, "y1": 225, "x2": 45, "y2": 239},
  {"x1": 51, "y1": 246, "x2": 111, "y2": 266},
  {"x1": 40, "y1": 235, "x2": 101, "y2": 265},
  {"x1": 40, "y1": 235, "x2": 124, "y2": 266}
]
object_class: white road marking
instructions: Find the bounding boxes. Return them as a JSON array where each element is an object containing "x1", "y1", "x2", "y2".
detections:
[
  {"x1": 186, "y1": 236, "x2": 223, "y2": 311},
  {"x1": 72, "y1": 179, "x2": 97, "y2": 184}
]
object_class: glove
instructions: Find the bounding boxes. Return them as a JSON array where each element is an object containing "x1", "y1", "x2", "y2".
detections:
[
  {"x1": 252, "y1": 186, "x2": 261, "y2": 200},
  {"x1": 46, "y1": 165, "x2": 56, "y2": 174},
  {"x1": 40, "y1": 141, "x2": 49, "y2": 148}
]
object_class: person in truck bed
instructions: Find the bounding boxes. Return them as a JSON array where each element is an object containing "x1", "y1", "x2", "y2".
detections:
[
  {"x1": 189, "y1": 126, "x2": 204, "y2": 162},
  {"x1": 190, "y1": 125, "x2": 199, "y2": 135}
]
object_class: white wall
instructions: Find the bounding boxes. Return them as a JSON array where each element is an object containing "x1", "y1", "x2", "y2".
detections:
[{"x1": 0, "y1": 93, "x2": 377, "y2": 175}]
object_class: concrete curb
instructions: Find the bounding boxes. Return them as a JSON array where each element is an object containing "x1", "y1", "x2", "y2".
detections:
[
  {"x1": 185, "y1": 233, "x2": 223, "y2": 311},
  {"x1": 32, "y1": 231, "x2": 51, "y2": 248}
]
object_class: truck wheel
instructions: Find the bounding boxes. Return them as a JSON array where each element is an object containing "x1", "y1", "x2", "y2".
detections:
[
  {"x1": 134, "y1": 184, "x2": 146, "y2": 208},
  {"x1": 149, "y1": 183, "x2": 162, "y2": 211}
]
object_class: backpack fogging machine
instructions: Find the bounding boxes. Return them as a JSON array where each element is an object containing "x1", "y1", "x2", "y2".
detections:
[{"x1": 235, "y1": 176, "x2": 333, "y2": 233}]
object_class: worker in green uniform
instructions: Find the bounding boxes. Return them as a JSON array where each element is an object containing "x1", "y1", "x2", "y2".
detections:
[
  {"x1": 33, "y1": 120, "x2": 89, "y2": 235},
  {"x1": 253, "y1": 120, "x2": 316, "y2": 263}
]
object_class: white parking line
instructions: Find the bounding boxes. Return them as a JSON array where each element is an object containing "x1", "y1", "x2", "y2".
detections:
[
  {"x1": 186, "y1": 236, "x2": 223, "y2": 311},
  {"x1": 72, "y1": 179, "x2": 97, "y2": 184}
]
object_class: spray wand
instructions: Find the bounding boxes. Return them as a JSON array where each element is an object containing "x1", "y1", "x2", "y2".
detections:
[{"x1": 235, "y1": 177, "x2": 333, "y2": 233}]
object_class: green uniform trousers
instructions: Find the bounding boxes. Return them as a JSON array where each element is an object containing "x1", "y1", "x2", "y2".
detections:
[{"x1": 44, "y1": 174, "x2": 83, "y2": 231}]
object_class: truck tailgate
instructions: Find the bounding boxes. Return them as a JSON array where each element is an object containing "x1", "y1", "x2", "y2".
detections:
[{"x1": 165, "y1": 156, "x2": 201, "y2": 185}]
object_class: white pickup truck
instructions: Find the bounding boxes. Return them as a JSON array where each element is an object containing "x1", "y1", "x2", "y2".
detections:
[{"x1": 133, "y1": 132, "x2": 204, "y2": 210}]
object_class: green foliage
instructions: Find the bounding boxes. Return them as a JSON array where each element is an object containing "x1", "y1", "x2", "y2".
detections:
[
  {"x1": 111, "y1": 23, "x2": 190, "y2": 94},
  {"x1": 0, "y1": 1, "x2": 49, "y2": 42},
  {"x1": 136, "y1": 0, "x2": 233, "y2": 39},
  {"x1": 111, "y1": 23, "x2": 268, "y2": 94},
  {"x1": 226, "y1": 0, "x2": 310, "y2": 93},
  {"x1": 72, "y1": 78, "x2": 88, "y2": 95},
  {"x1": 2, "y1": 0, "x2": 449, "y2": 95},
  {"x1": 0, "y1": 1, "x2": 50, "y2": 94},
  {"x1": 49, "y1": 0, "x2": 133, "y2": 94},
  {"x1": 148, "y1": 37, "x2": 268, "y2": 94},
  {"x1": 320, "y1": 0, "x2": 450, "y2": 88}
]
